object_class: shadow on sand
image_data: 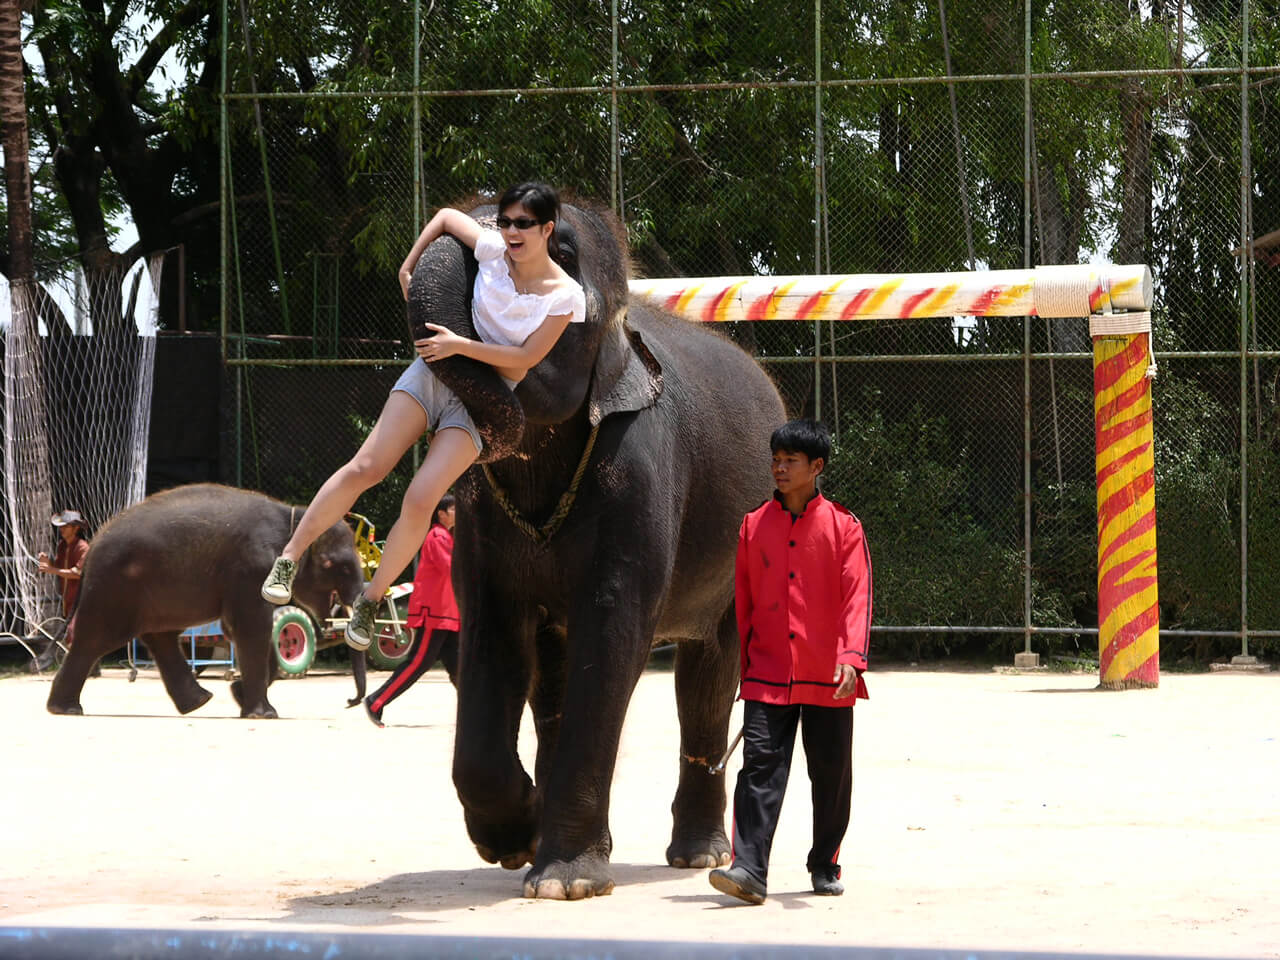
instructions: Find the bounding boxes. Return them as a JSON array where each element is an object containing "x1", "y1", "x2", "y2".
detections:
[{"x1": 274, "y1": 862, "x2": 688, "y2": 925}]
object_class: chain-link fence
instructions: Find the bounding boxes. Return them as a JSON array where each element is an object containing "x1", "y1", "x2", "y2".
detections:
[{"x1": 220, "y1": 0, "x2": 1280, "y2": 664}]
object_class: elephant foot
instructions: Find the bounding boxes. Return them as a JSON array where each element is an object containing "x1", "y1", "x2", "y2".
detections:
[
  {"x1": 175, "y1": 686, "x2": 214, "y2": 715},
  {"x1": 230, "y1": 680, "x2": 278, "y2": 719},
  {"x1": 522, "y1": 853, "x2": 614, "y2": 900},
  {"x1": 666, "y1": 827, "x2": 732, "y2": 869},
  {"x1": 464, "y1": 801, "x2": 540, "y2": 871},
  {"x1": 47, "y1": 700, "x2": 84, "y2": 716},
  {"x1": 475, "y1": 835, "x2": 538, "y2": 871}
]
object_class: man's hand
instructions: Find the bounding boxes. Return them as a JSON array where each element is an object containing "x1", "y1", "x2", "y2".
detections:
[
  {"x1": 37, "y1": 554, "x2": 54, "y2": 574},
  {"x1": 833, "y1": 663, "x2": 860, "y2": 699}
]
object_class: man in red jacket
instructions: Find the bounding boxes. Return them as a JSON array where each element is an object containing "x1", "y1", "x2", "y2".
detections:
[
  {"x1": 709, "y1": 419, "x2": 871, "y2": 905},
  {"x1": 363, "y1": 494, "x2": 459, "y2": 727}
]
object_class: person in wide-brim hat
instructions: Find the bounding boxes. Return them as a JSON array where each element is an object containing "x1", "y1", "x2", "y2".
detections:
[
  {"x1": 39, "y1": 509, "x2": 90, "y2": 616},
  {"x1": 50, "y1": 509, "x2": 85, "y2": 528}
]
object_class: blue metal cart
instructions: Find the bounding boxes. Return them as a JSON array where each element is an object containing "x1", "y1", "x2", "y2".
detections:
[{"x1": 127, "y1": 620, "x2": 236, "y2": 682}]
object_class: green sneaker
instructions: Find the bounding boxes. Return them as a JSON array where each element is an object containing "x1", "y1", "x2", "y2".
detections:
[
  {"x1": 261, "y1": 557, "x2": 297, "y2": 604},
  {"x1": 345, "y1": 593, "x2": 378, "y2": 651}
]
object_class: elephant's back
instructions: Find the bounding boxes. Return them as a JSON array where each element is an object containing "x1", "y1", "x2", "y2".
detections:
[
  {"x1": 86, "y1": 484, "x2": 287, "y2": 580},
  {"x1": 623, "y1": 302, "x2": 784, "y2": 637}
]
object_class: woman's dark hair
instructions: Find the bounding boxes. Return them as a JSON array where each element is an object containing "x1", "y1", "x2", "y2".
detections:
[
  {"x1": 499, "y1": 181, "x2": 566, "y2": 265},
  {"x1": 769, "y1": 418, "x2": 832, "y2": 465}
]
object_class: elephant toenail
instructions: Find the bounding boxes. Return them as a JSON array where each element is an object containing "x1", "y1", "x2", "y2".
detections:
[{"x1": 537, "y1": 879, "x2": 567, "y2": 900}]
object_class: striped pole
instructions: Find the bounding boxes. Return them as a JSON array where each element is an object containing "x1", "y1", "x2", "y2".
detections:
[
  {"x1": 1091, "y1": 314, "x2": 1160, "y2": 688},
  {"x1": 633, "y1": 264, "x2": 1159, "y2": 688},
  {"x1": 628, "y1": 264, "x2": 1151, "y2": 322}
]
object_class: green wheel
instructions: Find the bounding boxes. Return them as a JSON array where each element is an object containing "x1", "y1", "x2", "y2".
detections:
[
  {"x1": 367, "y1": 599, "x2": 414, "y2": 670},
  {"x1": 272, "y1": 605, "x2": 317, "y2": 676}
]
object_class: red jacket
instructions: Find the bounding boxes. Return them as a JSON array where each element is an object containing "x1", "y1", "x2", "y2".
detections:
[
  {"x1": 407, "y1": 523, "x2": 459, "y2": 630},
  {"x1": 735, "y1": 492, "x2": 871, "y2": 706}
]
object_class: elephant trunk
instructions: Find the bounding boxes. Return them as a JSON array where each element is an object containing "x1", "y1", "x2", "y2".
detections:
[{"x1": 407, "y1": 232, "x2": 525, "y2": 462}]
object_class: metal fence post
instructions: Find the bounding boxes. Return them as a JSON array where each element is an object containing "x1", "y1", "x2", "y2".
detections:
[
  {"x1": 1236, "y1": 0, "x2": 1253, "y2": 663},
  {"x1": 413, "y1": 0, "x2": 421, "y2": 236},
  {"x1": 813, "y1": 0, "x2": 823, "y2": 422},
  {"x1": 611, "y1": 0, "x2": 621, "y2": 221},
  {"x1": 1021, "y1": 0, "x2": 1034, "y2": 662}
]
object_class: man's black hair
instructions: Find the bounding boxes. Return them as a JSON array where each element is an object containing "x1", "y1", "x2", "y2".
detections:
[
  {"x1": 769, "y1": 418, "x2": 832, "y2": 464},
  {"x1": 436, "y1": 493, "x2": 456, "y2": 517}
]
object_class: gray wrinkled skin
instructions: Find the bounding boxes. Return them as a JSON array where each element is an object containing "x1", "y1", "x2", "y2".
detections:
[
  {"x1": 411, "y1": 201, "x2": 787, "y2": 900},
  {"x1": 47, "y1": 484, "x2": 364, "y2": 719}
]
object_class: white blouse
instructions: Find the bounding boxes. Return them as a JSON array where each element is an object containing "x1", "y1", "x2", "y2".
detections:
[{"x1": 472, "y1": 230, "x2": 586, "y2": 347}]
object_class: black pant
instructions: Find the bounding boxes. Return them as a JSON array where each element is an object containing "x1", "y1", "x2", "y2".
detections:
[
  {"x1": 729, "y1": 699, "x2": 853, "y2": 886},
  {"x1": 367, "y1": 627, "x2": 458, "y2": 716}
]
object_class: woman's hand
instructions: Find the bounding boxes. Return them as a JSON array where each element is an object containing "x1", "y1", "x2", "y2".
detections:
[{"x1": 415, "y1": 323, "x2": 470, "y2": 362}]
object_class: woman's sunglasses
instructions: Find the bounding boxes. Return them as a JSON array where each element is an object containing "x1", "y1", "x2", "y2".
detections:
[{"x1": 496, "y1": 215, "x2": 543, "y2": 231}]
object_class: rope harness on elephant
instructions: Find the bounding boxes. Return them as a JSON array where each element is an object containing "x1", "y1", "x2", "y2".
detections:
[{"x1": 481, "y1": 423, "x2": 600, "y2": 545}]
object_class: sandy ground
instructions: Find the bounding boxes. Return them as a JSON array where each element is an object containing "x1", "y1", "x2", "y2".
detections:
[{"x1": 1, "y1": 664, "x2": 1278, "y2": 957}]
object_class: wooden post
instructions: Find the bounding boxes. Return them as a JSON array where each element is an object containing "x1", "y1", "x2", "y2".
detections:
[{"x1": 1092, "y1": 330, "x2": 1159, "y2": 688}]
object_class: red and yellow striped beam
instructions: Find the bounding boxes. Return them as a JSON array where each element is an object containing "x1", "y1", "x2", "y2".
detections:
[
  {"x1": 1093, "y1": 328, "x2": 1159, "y2": 688},
  {"x1": 629, "y1": 264, "x2": 1152, "y2": 322}
]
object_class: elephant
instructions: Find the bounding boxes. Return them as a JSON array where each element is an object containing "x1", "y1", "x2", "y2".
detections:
[
  {"x1": 47, "y1": 483, "x2": 364, "y2": 718},
  {"x1": 412, "y1": 200, "x2": 787, "y2": 899}
]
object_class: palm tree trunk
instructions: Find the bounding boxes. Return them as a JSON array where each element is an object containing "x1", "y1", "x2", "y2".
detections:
[{"x1": 0, "y1": 0, "x2": 33, "y2": 281}]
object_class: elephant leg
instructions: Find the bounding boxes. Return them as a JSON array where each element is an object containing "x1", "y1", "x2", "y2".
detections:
[
  {"x1": 145, "y1": 632, "x2": 215, "y2": 715},
  {"x1": 224, "y1": 606, "x2": 278, "y2": 718},
  {"x1": 453, "y1": 603, "x2": 538, "y2": 869},
  {"x1": 347, "y1": 649, "x2": 367, "y2": 707},
  {"x1": 666, "y1": 609, "x2": 738, "y2": 868},
  {"x1": 529, "y1": 621, "x2": 568, "y2": 789},
  {"x1": 522, "y1": 598, "x2": 655, "y2": 900},
  {"x1": 47, "y1": 624, "x2": 114, "y2": 715}
]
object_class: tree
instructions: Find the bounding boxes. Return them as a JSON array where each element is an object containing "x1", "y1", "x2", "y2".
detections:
[
  {"x1": 0, "y1": 0, "x2": 32, "y2": 281},
  {"x1": 12, "y1": 0, "x2": 220, "y2": 332}
]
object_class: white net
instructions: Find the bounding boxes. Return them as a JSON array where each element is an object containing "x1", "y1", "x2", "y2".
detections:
[{"x1": 1, "y1": 254, "x2": 163, "y2": 635}]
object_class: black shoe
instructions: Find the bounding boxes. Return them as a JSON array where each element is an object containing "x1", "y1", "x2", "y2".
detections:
[
  {"x1": 363, "y1": 696, "x2": 384, "y2": 728},
  {"x1": 811, "y1": 868, "x2": 844, "y2": 896},
  {"x1": 709, "y1": 864, "x2": 766, "y2": 904}
]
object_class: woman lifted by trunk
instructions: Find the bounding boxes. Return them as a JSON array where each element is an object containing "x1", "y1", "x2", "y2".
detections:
[{"x1": 259, "y1": 182, "x2": 585, "y2": 648}]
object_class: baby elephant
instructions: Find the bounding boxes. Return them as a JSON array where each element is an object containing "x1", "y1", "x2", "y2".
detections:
[{"x1": 47, "y1": 484, "x2": 364, "y2": 718}]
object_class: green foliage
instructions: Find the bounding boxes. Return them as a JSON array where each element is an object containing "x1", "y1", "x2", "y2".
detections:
[
  {"x1": 823, "y1": 388, "x2": 1080, "y2": 660},
  {"x1": 1151, "y1": 374, "x2": 1240, "y2": 643}
]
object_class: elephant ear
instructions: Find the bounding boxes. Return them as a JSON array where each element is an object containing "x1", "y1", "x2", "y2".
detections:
[{"x1": 588, "y1": 307, "x2": 663, "y2": 426}]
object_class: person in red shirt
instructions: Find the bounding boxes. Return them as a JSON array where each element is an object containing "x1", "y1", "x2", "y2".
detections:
[
  {"x1": 38, "y1": 510, "x2": 90, "y2": 616},
  {"x1": 363, "y1": 494, "x2": 459, "y2": 727},
  {"x1": 709, "y1": 419, "x2": 872, "y2": 905},
  {"x1": 34, "y1": 510, "x2": 91, "y2": 667}
]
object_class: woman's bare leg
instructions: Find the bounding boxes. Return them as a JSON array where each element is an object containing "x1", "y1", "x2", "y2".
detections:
[
  {"x1": 280, "y1": 392, "x2": 428, "y2": 562},
  {"x1": 359, "y1": 426, "x2": 479, "y2": 602}
]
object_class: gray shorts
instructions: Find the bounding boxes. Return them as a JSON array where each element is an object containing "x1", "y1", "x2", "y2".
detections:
[{"x1": 391, "y1": 361, "x2": 483, "y2": 454}]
